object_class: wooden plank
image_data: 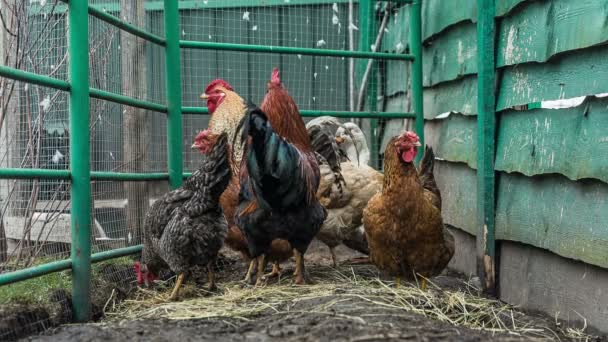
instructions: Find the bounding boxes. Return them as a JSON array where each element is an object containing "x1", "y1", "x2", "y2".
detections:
[
  {"x1": 497, "y1": 0, "x2": 608, "y2": 67},
  {"x1": 382, "y1": 4, "x2": 409, "y2": 54},
  {"x1": 248, "y1": 7, "x2": 281, "y2": 104},
  {"x1": 497, "y1": 44, "x2": 608, "y2": 111},
  {"x1": 499, "y1": 241, "x2": 608, "y2": 333},
  {"x1": 215, "y1": 8, "x2": 250, "y2": 98},
  {"x1": 424, "y1": 75, "x2": 478, "y2": 118},
  {"x1": 421, "y1": 0, "x2": 476, "y2": 40},
  {"x1": 426, "y1": 113, "x2": 477, "y2": 168},
  {"x1": 313, "y1": 4, "x2": 348, "y2": 111},
  {"x1": 434, "y1": 160, "x2": 477, "y2": 236},
  {"x1": 422, "y1": 22, "x2": 477, "y2": 87},
  {"x1": 496, "y1": 96, "x2": 608, "y2": 184},
  {"x1": 282, "y1": 6, "x2": 315, "y2": 110},
  {"x1": 179, "y1": 9, "x2": 218, "y2": 107},
  {"x1": 496, "y1": 172, "x2": 608, "y2": 268}
]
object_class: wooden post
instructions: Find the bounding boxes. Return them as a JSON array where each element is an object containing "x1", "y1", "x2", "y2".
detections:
[{"x1": 120, "y1": 0, "x2": 150, "y2": 245}]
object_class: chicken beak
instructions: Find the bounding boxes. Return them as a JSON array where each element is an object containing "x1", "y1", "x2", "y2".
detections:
[
  {"x1": 413, "y1": 141, "x2": 422, "y2": 147},
  {"x1": 191, "y1": 142, "x2": 200, "y2": 149},
  {"x1": 335, "y1": 136, "x2": 344, "y2": 145},
  {"x1": 200, "y1": 93, "x2": 209, "y2": 100}
]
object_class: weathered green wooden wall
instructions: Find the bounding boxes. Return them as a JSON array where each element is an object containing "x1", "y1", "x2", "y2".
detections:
[{"x1": 382, "y1": 0, "x2": 608, "y2": 269}]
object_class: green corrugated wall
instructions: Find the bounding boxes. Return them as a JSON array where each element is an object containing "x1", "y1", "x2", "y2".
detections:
[{"x1": 381, "y1": 0, "x2": 608, "y2": 269}]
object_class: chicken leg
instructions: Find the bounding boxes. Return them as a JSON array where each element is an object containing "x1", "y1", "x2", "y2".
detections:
[
  {"x1": 294, "y1": 249, "x2": 306, "y2": 285},
  {"x1": 329, "y1": 246, "x2": 338, "y2": 267},
  {"x1": 396, "y1": 276, "x2": 401, "y2": 288},
  {"x1": 255, "y1": 254, "x2": 267, "y2": 286},
  {"x1": 420, "y1": 278, "x2": 427, "y2": 291},
  {"x1": 264, "y1": 261, "x2": 282, "y2": 279},
  {"x1": 244, "y1": 259, "x2": 257, "y2": 284},
  {"x1": 168, "y1": 273, "x2": 186, "y2": 301},
  {"x1": 207, "y1": 262, "x2": 217, "y2": 291}
]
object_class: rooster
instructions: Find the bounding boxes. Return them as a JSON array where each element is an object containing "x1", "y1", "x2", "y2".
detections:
[
  {"x1": 137, "y1": 130, "x2": 231, "y2": 300},
  {"x1": 236, "y1": 68, "x2": 326, "y2": 285},
  {"x1": 363, "y1": 131, "x2": 454, "y2": 290},
  {"x1": 200, "y1": 79, "x2": 293, "y2": 282}
]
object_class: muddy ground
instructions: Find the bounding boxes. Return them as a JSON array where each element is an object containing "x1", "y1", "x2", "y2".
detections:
[{"x1": 18, "y1": 241, "x2": 608, "y2": 342}]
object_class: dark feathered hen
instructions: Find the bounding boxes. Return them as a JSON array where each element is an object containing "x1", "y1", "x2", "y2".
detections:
[{"x1": 138, "y1": 131, "x2": 231, "y2": 300}]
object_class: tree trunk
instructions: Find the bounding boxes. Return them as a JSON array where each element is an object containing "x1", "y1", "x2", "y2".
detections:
[
  {"x1": 0, "y1": 0, "x2": 23, "y2": 261},
  {"x1": 120, "y1": 0, "x2": 149, "y2": 245}
]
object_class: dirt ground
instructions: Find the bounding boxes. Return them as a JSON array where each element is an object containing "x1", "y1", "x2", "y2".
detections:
[{"x1": 21, "y1": 240, "x2": 607, "y2": 342}]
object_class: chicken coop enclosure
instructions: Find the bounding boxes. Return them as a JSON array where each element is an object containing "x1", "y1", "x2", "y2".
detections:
[
  {"x1": 1, "y1": 0, "x2": 608, "y2": 339},
  {"x1": 0, "y1": 0, "x2": 422, "y2": 331}
]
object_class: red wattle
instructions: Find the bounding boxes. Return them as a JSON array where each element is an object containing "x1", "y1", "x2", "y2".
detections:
[{"x1": 401, "y1": 147, "x2": 417, "y2": 163}]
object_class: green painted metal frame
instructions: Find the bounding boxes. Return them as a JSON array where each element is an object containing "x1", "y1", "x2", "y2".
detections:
[
  {"x1": 0, "y1": 0, "x2": 425, "y2": 321},
  {"x1": 165, "y1": 0, "x2": 184, "y2": 190},
  {"x1": 410, "y1": 0, "x2": 424, "y2": 163},
  {"x1": 68, "y1": 0, "x2": 92, "y2": 322},
  {"x1": 180, "y1": 40, "x2": 414, "y2": 60},
  {"x1": 476, "y1": 0, "x2": 497, "y2": 295},
  {"x1": 182, "y1": 106, "x2": 415, "y2": 119},
  {"x1": 358, "y1": 0, "x2": 379, "y2": 169}
]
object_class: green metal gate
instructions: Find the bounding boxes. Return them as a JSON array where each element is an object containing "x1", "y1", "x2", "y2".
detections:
[{"x1": 0, "y1": 0, "x2": 423, "y2": 322}]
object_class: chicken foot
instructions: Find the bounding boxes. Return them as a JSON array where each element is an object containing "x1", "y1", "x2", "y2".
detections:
[
  {"x1": 264, "y1": 261, "x2": 282, "y2": 279},
  {"x1": 293, "y1": 249, "x2": 306, "y2": 285},
  {"x1": 168, "y1": 273, "x2": 186, "y2": 301}
]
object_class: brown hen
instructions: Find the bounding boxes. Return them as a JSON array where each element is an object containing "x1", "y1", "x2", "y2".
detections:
[{"x1": 362, "y1": 131, "x2": 454, "y2": 290}]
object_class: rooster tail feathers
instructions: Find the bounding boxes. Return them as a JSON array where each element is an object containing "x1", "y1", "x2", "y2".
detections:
[{"x1": 239, "y1": 102, "x2": 317, "y2": 209}]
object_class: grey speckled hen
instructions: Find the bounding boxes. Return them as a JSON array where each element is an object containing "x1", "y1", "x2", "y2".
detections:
[{"x1": 139, "y1": 131, "x2": 231, "y2": 300}]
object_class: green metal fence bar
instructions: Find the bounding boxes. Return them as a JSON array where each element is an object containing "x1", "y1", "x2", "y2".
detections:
[
  {"x1": 89, "y1": 88, "x2": 168, "y2": 113},
  {"x1": 87, "y1": 6, "x2": 166, "y2": 46},
  {"x1": 181, "y1": 106, "x2": 415, "y2": 119},
  {"x1": 180, "y1": 40, "x2": 414, "y2": 60},
  {"x1": 90, "y1": 245, "x2": 143, "y2": 263},
  {"x1": 301, "y1": 111, "x2": 416, "y2": 119},
  {"x1": 0, "y1": 65, "x2": 70, "y2": 91},
  {"x1": 0, "y1": 168, "x2": 71, "y2": 179},
  {"x1": 165, "y1": 0, "x2": 184, "y2": 190},
  {"x1": 68, "y1": 0, "x2": 92, "y2": 323},
  {"x1": 359, "y1": 0, "x2": 379, "y2": 169},
  {"x1": 476, "y1": 0, "x2": 497, "y2": 295},
  {"x1": 0, "y1": 259, "x2": 72, "y2": 287},
  {"x1": 409, "y1": 0, "x2": 424, "y2": 163},
  {"x1": 90, "y1": 172, "x2": 169, "y2": 181},
  {"x1": 0, "y1": 245, "x2": 144, "y2": 287}
]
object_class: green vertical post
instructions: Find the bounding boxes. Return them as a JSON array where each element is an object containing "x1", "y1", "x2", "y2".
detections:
[
  {"x1": 476, "y1": 0, "x2": 497, "y2": 295},
  {"x1": 409, "y1": 0, "x2": 424, "y2": 163},
  {"x1": 68, "y1": 0, "x2": 92, "y2": 322},
  {"x1": 164, "y1": 0, "x2": 183, "y2": 189},
  {"x1": 359, "y1": 0, "x2": 379, "y2": 169}
]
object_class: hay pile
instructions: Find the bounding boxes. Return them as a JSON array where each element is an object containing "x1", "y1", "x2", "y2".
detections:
[{"x1": 105, "y1": 264, "x2": 594, "y2": 340}]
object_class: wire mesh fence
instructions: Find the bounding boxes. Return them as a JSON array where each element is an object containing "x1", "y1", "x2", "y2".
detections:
[{"x1": 0, "y1": 0, "x2": 413, "y2": 339}]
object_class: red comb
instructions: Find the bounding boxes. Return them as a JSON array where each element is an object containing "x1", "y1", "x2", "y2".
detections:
[
  {"x1": 270, "y1": 68, "x2": 280, "y2": 85},
  {"x1": 204, "y1": 79, "x2": 233, "y2": 94},
  {"x1": 405, "y1": 131, "x2": 419, "y2": 141}
]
